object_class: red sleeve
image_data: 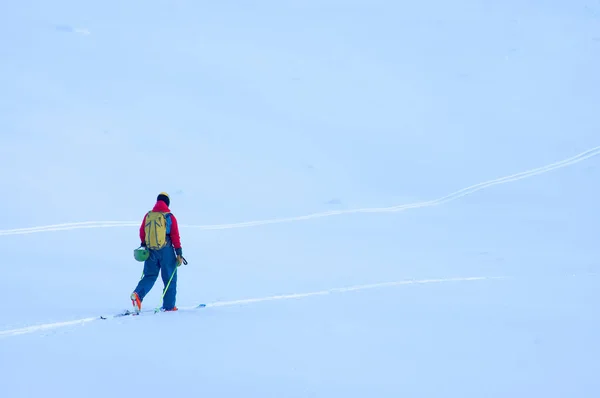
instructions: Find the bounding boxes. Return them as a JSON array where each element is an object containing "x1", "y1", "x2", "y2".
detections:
[
  {"x1": 169, "y1": 214, "x2": 182, "y2": 249},
  {"x1": 140, "y1": 213, "x2": 147, "y2": 244}
]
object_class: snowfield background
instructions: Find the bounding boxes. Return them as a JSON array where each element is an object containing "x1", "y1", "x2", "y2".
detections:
[{"x1": 1, "y1": 1, "x2": 599, "y2": 397}]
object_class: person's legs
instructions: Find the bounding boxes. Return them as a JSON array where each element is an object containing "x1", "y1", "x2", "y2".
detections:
[
  {"x1": 159, "y1": 246, "x2": 178, "y2": 310},
  {"x1": 133, "y1": 251, "x2": 161, "y2": 301}
]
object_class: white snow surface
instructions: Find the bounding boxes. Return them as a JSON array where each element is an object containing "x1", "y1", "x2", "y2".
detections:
[{"x1": 1, "y1": 1, "x2": 600, "y2": 397}]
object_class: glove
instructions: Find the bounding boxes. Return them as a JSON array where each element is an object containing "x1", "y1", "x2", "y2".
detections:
[
  {"x1": 175, "y1": 248, "x2": 185, "y2": 266},
  {"x1": 177, "y1": 254, "x2": 188, "y2": 267}
]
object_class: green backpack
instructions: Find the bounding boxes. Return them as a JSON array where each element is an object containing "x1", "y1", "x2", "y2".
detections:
[{"x1": 144, "y1": 211, "x2": 170, "y2": 250}]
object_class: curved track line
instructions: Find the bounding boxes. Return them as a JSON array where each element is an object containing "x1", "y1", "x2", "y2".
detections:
[
  {"x1": 1, "y1": 146, "x2": 599, "y2": 236},
  {"x1": 0, "y1": 275, "x2": 502, "y2": 338}
]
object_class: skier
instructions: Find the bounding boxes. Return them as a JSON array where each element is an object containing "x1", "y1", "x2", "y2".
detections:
[{"x1": 131, "y1": 192, "x2": 184, "y2": 312}]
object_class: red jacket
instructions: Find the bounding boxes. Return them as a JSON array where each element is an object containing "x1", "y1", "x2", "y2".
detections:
[{"x1": 139, "y1": 201, "x2": 182, "y2": 250}]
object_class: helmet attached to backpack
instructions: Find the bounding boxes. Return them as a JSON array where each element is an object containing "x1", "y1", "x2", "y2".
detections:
[{"x1": 134, "y1": 247, "x2": 149, "y2": 262}]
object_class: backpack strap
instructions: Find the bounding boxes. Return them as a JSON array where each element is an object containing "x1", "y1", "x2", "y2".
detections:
[{"x1": 165, "y1": 212, "x2": 172, "y2": 234}]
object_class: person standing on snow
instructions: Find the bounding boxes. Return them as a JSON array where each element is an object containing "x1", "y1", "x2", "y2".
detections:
[{"x1": 131, "y1": 192, "x2": 184, "y2": 312}]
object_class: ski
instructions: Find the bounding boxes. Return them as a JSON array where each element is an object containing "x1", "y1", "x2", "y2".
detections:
[
  {"x1": 99, "y1": 309, "x2": 142, "y2": 319},
  {"x1": 100, "y1": 303, "x2": 206, "y2": 320}
]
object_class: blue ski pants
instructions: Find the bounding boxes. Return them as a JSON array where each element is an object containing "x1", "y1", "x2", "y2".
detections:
[{"x1": 133, "y1": 245, "x2": 178, "y2": 310}]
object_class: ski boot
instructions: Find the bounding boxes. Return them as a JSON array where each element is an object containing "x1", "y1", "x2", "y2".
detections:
[{"x1": 130, "y1": 292, "x2": 142, "y2": 314}]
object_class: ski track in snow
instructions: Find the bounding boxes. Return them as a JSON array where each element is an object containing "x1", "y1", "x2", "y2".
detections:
[
  {"x1": 0, "y1": 275, "x2": 503, "y2": 338},
  {"x1": 0, "y1": 146, "x2": 599, "y2": 236}
]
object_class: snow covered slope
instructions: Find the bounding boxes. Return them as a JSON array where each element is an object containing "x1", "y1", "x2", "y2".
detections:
[{"x1": 1, "y1": 1, "x2": 599, "y2": 397}]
